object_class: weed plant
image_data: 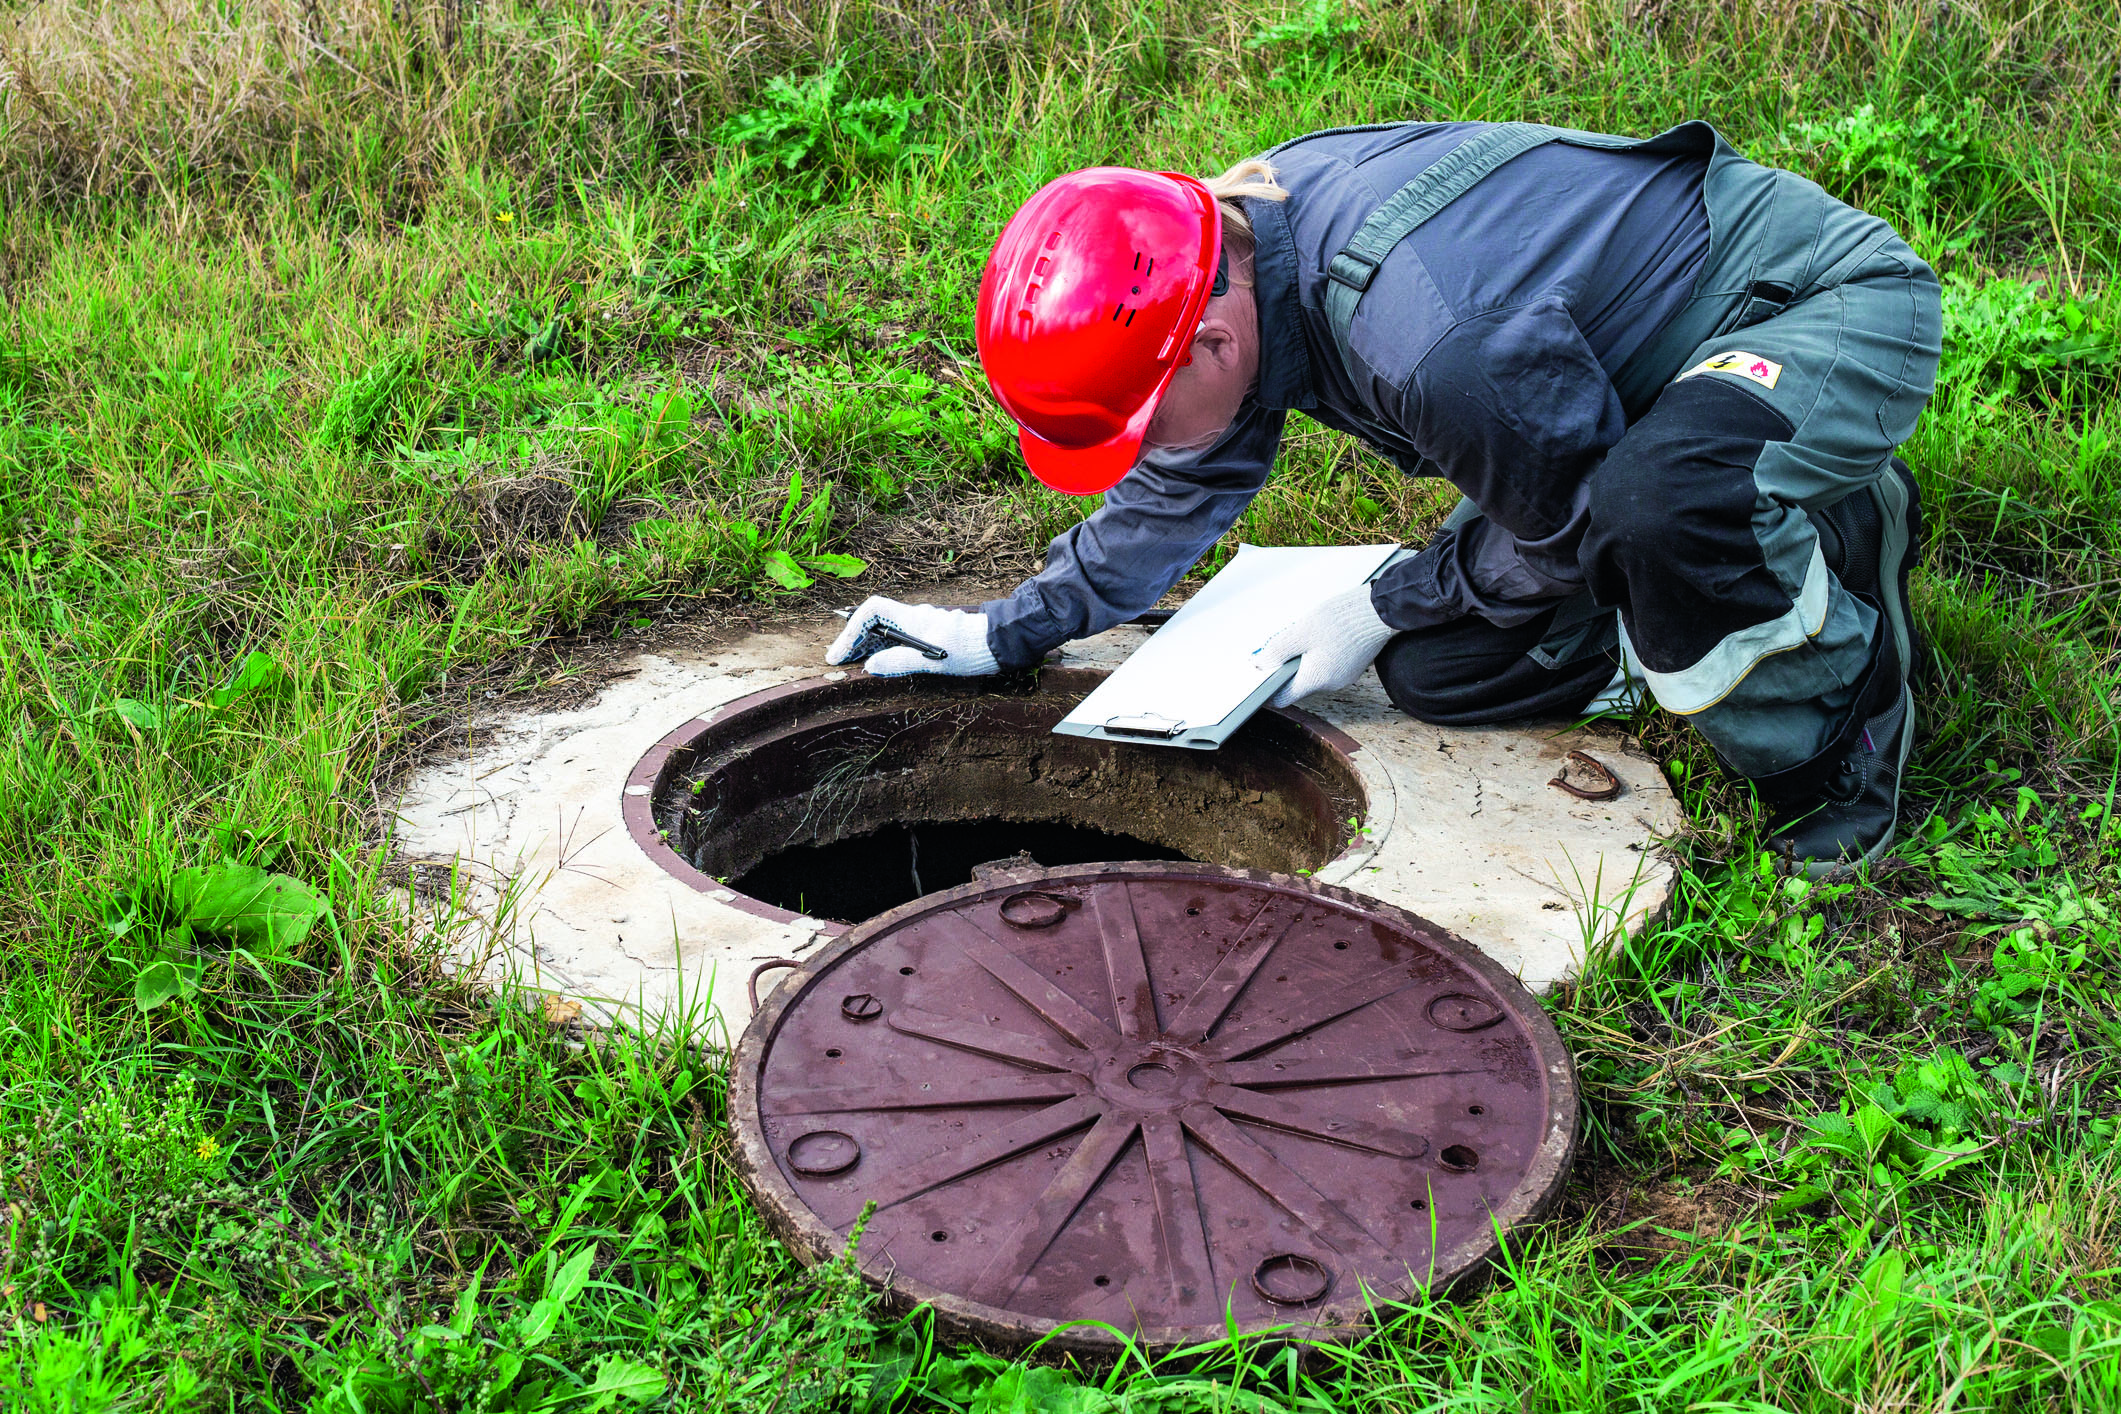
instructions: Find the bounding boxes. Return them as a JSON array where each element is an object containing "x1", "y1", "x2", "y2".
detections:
[{"x1": 3, "y1": 0, "x2": 2121, "y2": 1407}]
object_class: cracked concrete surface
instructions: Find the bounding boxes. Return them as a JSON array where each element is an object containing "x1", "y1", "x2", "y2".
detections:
[{"x1": 387, "y1": 617, "x2": 1683, "y2": 1038}]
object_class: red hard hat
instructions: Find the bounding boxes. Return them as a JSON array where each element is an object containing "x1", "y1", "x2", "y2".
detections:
[{"x1": 976, "y1": 168, "x2": 1223, "y2": 495}]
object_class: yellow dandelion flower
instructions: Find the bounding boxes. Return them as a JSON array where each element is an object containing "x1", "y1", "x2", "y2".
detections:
[
  {"x1": 195, "y1": 1137, "x2": 220, "y2": 1161},
  {"x1": 496, "y1": 211, "x2": 515, "y2": 223}
]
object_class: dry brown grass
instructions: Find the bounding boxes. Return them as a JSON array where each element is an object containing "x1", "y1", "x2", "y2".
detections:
[
  {"x1": 5, "y1": 0, "x2": 2108, "y2": 214},
  {"x1": 0, "y1": 0, "x2": 1135, "y2": 207},
  {"x1": 0, "y1": 0, "x2": 723, "y2": 205}
]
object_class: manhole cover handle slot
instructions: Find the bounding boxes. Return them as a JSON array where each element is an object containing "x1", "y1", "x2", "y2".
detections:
[
  {"x1": 1252, "y1": 1253, "x2": 1333, "y2": 1305},
  {"x1": 999, "y1": 891, "x2": 1083, "y2": 929}
]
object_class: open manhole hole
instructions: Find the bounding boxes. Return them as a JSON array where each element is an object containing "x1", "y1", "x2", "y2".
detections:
[
  {"x1": 626, "y1": 669, "x2": 1366, "y2": 925},
  {"x1": 732, "y1": 863, "x2": 1578, "y2": 1354}
]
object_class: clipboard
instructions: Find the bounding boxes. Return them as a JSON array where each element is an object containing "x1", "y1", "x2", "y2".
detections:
[{"x1": 1054, "y1": 543, "x2": 1400, "y2": 750}]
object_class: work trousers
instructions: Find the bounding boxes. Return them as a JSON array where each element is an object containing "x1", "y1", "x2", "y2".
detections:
[{"x1": 1379, "y1": 235, "x2": 1942, "y2": 790}]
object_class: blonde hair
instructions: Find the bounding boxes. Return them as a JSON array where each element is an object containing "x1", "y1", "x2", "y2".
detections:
[{"x1": 1202, "y1": 157, "x2": 1287, "y2": 247}]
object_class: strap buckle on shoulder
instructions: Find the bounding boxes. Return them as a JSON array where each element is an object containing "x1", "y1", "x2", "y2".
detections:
[{"x1": 1327, "y1": 250, "x2": 1380, "y2": 293}]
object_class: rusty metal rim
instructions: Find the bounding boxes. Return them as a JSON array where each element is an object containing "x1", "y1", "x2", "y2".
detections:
[
  {"x1": 621, "y1": 669, "x2": 1369, "y2": 932},
  {"x1": 621, "y1": 676, "x2": 840, "y2": 929},
  {"x1": 729, "y1": 861, "x2": 1580, "y2": 1356}
]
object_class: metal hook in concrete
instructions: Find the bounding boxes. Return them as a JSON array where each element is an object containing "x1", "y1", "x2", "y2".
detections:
[{"x1": 747, "y1": 957, "x2": 804, "y2": 1011}]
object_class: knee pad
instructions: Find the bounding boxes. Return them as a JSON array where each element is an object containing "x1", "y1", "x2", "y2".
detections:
[
  {"x1": 1584, "y1": 375, "x2": 1797, "y2": 560},
  {"x1": 1580, "y1": 375, "x2": 1801, "y2": 673}
]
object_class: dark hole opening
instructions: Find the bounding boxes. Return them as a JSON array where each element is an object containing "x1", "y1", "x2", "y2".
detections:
[
  {"x1": 652, "y1": 672, "x2": 1366, "y2": 926},
  {"x1": 730, "y1": 819, "x2": 1190, "y2": 924},
  {"x1": 1439, "y1": 1144, "x2": 1479, "y2": 1172}
]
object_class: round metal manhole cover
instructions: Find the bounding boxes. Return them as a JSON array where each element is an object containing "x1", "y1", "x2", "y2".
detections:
[{"x1": 732, "y1": 863, "x2": 1578, "y2": 1353}]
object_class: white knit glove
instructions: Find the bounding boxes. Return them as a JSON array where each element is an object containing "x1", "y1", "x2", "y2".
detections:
[
  {"x1": 826, "y1": 596, "x2": 1000, "y2": 678},
  {"x1": 1259, "y1": 584, "x2": 1397, "y2": 707}
]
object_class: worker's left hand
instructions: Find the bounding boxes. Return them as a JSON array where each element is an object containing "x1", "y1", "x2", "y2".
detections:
[
  {"x1": 826, "y1": 596, "x2": 1000, "y2": 677},
  {"x1": 1259, "y1": 584, "x2": 1398, "y2": 707}
]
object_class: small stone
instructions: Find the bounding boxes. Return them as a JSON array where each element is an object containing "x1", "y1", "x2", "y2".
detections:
[{"x1": 971, "y1": 851, "x2": 1040, "y2": 881}]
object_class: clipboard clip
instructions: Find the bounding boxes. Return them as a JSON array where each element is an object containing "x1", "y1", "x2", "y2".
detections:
[{"x1": 1102, "y1": 712, "x2": 1186, "y2": 739}]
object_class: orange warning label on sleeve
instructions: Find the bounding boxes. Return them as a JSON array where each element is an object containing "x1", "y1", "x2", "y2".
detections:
[{"x1": 1677, "y1": 350, "x2": 1783, "y2": 390}]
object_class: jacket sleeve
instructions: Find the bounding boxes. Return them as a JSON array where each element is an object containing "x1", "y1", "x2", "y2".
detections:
[
  {"x1": 980, "y1": 402, "x2": 1286, "y2": 668},
  {"x1": 1364, "y1": 296, "x2": 1627, "y2": 631}
]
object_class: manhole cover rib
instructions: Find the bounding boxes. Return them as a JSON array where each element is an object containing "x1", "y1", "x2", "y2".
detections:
[{"x1": 732, "y1": 863, "x2": 1577, "y2": 1354}]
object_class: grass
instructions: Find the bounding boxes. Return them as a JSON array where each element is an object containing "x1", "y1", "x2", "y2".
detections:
[{"x1": 3, "y1": 0, "x2": 2120, "y2": 1406}]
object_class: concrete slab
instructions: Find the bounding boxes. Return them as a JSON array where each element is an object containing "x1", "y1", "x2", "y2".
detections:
[{"x1": 387, "y1": 617, "x2": 1683, "y2": 1037}]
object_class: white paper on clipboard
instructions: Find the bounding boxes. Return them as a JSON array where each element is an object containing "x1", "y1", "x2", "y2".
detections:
[{"x1": 1055, "y1": 542, "x2": 1401, "y2": 750}]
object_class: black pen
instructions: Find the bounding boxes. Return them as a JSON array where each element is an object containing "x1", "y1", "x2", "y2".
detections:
[{"x1": 833, "y1": 608, "x2": 950, "y2": 661}]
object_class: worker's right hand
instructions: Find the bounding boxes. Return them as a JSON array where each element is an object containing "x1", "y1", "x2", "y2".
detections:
[
  {"x1": 826, "y1": 596, "x2": 1001, "y2": 678},
  {"x1": 1258, "y1": 583, "x2": 1398, "y2": 707}
]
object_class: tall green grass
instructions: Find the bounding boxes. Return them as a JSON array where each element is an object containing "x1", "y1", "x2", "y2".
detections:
[{"x1": 3, "y1": 0, "x2": 2120, "y2": 1406}]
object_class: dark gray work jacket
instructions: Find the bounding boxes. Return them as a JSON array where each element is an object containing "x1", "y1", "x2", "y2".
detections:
[{"x1": 980, "y1": 120, "x2": 1860, "y2": 669}]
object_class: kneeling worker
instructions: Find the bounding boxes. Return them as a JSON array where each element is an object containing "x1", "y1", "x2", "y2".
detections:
[{"x1": 829, "y1": 120, "x2": 1943, "y2": 875}]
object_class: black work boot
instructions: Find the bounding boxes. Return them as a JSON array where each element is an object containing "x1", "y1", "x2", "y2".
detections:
[
  {"x1": 1768, "y1": 683, "x2": 1915, "y2": 875},
  {"x1": 1766, "y1": 460, "x2": 1923, "y2": 876}
]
